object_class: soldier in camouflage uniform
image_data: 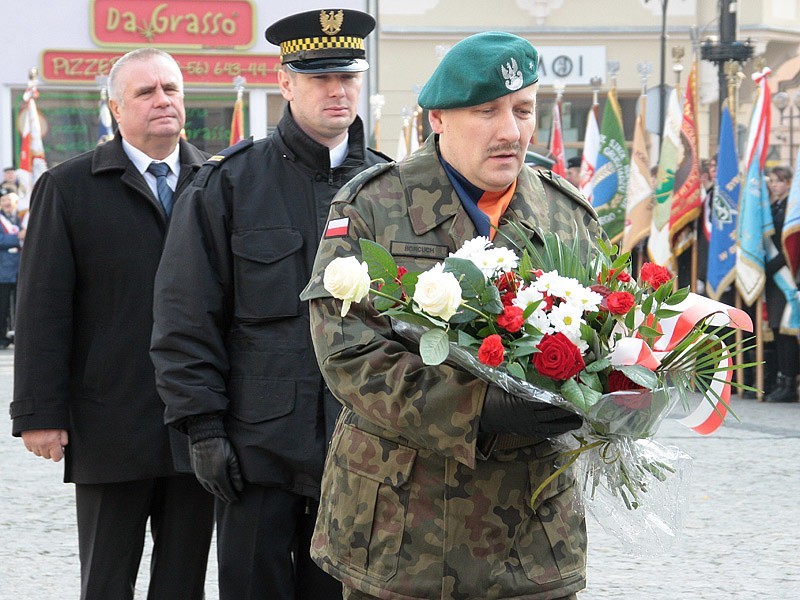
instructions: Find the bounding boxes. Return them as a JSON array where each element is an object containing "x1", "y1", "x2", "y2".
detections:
[{"x1": 301, "y1": 32, "x2": 601, "y2": 599}]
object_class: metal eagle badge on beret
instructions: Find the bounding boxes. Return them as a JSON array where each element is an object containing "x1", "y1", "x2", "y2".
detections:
[{"x1": 265, "y1": 8, "x2": 376, "y2": 74}]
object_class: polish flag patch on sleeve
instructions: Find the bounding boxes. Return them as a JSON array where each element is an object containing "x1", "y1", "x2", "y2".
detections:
[{"x1": 325, "y1": 217, "x2": 350, "y2": 238}]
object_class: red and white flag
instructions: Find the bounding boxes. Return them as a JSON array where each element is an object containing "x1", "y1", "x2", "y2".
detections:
[
  {"x1": 549, "y1": 101, "x2": 566, "y2": 177},
  {"x1": 229, "y1": 90, "x2": 245, "y2": 146},
  {"x1": 17, "y1": 77, "x2": 48, "y2": 216},
  {"x1": 580, "y1": 102, "x2": 600, "y2": 202}
]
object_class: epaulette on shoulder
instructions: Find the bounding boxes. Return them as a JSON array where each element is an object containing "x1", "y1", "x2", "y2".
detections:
[
  {"x1": 537, "y1": 169, "x2": 598, "y2": 221},
  {"x1": 193, "y1": 137, "x2": 254, "y2": 188},
  {"x1": 336, "y1": 160, "x2": 397, "y2": 204}
]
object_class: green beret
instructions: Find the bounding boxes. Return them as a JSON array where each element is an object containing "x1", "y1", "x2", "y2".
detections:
[{"x1": 418, "y1": 31, "x2": 539, "y2": 110}]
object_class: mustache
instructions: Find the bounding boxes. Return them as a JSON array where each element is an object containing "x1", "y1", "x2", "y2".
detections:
[{"x1": 487, "y1": 143, "x2": 522, "y2": 155}]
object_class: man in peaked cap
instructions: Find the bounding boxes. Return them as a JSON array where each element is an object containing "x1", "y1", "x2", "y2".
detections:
[
  {"x1": 300, "y1": 31, "x2": 599, "y2": 599},
  {"x1": 150, "y1": 7, "x2": 389, "y2": 600}
]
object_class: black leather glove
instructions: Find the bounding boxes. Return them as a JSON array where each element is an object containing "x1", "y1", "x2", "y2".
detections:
[
  {"x1": 190, "y1": 437, "x2": 244, "y2": 503},
  {"x1": 186, "y1": 415, "x2": 244, "y2": 504},
  {"x1": 480, "y1": 385, "x2": 582, "y2": 438}
]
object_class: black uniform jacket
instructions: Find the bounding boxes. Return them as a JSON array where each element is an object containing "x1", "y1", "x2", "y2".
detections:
[
  {"x1": 11, "y1": 134, "x2": 209, "y2": 484},
  {"x1": 150, "y1": 108, "x2": 389, "y2": 498}
]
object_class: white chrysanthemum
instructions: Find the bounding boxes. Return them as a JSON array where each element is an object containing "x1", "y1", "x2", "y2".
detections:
[
  {"x1": 531, "y1": 270, "x2": 562, "y2": 295},
  {"x1": 569, "y1": 286, "x2": 604, "y2": 312},
  {"x1": 548, "y1": 301, "x2": 585, "y2": 337},
  {"x1": 512, "y1": 285, "x2": 544, "y2": 312},
  {"x1": 547, "y1": 275, "x2": 584, "y2": 304},
  {"x1": 450, "y1": 236, "x2": 492, "y2": 262},
  {"x1": 527, "y1": 307, "x2": 554, "y2": 334},
  {"x1": 485, "y1": 247, "x2": 519, "y2": 273}
]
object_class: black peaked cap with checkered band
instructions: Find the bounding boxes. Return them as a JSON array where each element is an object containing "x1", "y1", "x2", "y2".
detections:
[{"x1": 265, "y1": 8, "x2": 375, "y2": 73}]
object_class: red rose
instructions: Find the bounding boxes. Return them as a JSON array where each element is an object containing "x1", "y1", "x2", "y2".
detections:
[
  {"x1": 639, "y1": 262, "x2": 673, "y2": 289},
  {"x1": 497, "y1": 305, "x2": 525, "y2": 333},
  {"x1": 606, "y1": 370, "x2": 645, "y2": 393},
  {"x1": 605, "y1": 291, "x2": 635, "y2": 315},
  {"x1": 478, "y1": 334, "x2": 505, "y2": 367},
  {"x1": 532, "y1": 332, "x2": 585, "y2": 381}
]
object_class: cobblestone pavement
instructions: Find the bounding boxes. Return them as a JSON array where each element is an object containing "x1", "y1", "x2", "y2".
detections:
[{"x1": 1, "y1": 346, "x2": 799, "y2": 599}]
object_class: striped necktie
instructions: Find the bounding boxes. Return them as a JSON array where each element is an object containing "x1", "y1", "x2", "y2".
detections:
[{"x1": 147, "y1": 161, "x2": 173, "y2": 216}]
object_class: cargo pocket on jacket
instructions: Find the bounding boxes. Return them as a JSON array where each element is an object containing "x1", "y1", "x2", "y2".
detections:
[
  {"x1": 515, "y1": 452, "x2": 587, "y2": 584},
  {"x1": 324, "y1": 424, "x2": 416, "y2": 582},
  {"x1": 231, "y1": 227, "x2": 304, "y2": 320},
  {"x1": 227, "y1": 377, "x2": 295, "y2": 423}
]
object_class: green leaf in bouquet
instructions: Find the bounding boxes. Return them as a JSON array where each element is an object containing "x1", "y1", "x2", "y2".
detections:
[
  {"x1": 610, "y1": 251, "x2": 631, "y2": 272},
  {"x1": 457, "y1": 329, "x2": 482, "y2": 347},
  {"x1": 507, "y1": 361, "x2": 527, "y2": 380},
  {"x1": 654, "y1": 308, "x2": 682, "y2": 319},
  {"x1": 399, "y1": 270, "x2": 418, "y2": 298},
  {"x1": 508, "y1": 335, "x2": 544, "y2": 358},
  {"x1": 653, "y1": 281, "x2": 674, "y2": 303},
  {"x1": 636, "y1": 324, "x2": 662, "y2": 339},
  {"x1": 444, "y1": 257, "x2": 486, "y2": 299},
  {"x1": 448, "y1": 300, "x2": 483, "y2": 324},
  {"x1": 664, "y1": 287, "x2": 690, "y2": 305},
  {"x1": 560, "y1": 377, "x2": 586, "y2": 412},
  {"x1": 624, "y1": 307, "x2": 636, "y2": 330},
  {"x1": 579, "y1": 370, "x2": 603, "y2": 393},
  {"x1": 524, "y1": 367, "x2": 559, "y2": 392},
  {"x1": 360, "y1": 239, "x2": 398, "y2": 283},
  {"x1": 579, "y1": 382, "x2": 603, "y2": 409},
  {"x1": 383, "y1": 308, "x2": 445, "y2": 331},
  {"x1": 373, "y1": 281, "x2": 402, "y2": 312},
  {"x1": 616, "y1": 364, "x2": 659, "y2": 389},
  {"x1": 585, "y1": 357, "x2": 611, "y2": 373},
  {"x1": 479, "y1": 284, "x2": 504, "y2": 314},
  {"x1": 419, "y1": 328, "x2": 450, "y2": 365},
  {"x1": 640, "y1": 293, "x2": 654, "y2": 316},
  {"x1": 518, "y1": 250, "x2": 535, "y2": 283}
]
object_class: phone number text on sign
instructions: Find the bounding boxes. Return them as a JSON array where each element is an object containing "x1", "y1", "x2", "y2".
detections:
[{"x1": 42, "y1": 50, "x2": 281, "y2": 87}]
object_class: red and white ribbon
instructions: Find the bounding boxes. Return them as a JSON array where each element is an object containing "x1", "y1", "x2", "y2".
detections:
[{"x1": 610, "y1": 293, "x2": 753, "y2": 435}]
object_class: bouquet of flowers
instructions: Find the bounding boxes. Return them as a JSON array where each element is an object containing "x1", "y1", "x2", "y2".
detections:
[{"x1": 322, "y1": 227, "x2": 754, "y2": 550}]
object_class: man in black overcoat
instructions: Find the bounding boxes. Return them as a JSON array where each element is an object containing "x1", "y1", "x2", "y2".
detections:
[
  {"x1": 150, "y1": 8, "x2": 389, "y2": 600},
  {"x1": 10, "y1": 48, "x2": 214, "y2": 600}
]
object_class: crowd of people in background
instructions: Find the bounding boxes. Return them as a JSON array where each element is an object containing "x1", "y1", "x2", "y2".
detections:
[{"x1": 0, "y1": 172, "x2": 23, "y2": 349}]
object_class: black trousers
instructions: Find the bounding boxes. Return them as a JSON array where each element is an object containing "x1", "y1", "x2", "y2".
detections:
[
  {"x1": 0, "y1": 281, "x2": 15, "y2": 342},
  {"x1": 215, "y1": 483, "x2": 342, "y2": 600},
  {"x1": 75, "y1": 474, "x2": 214, "y2": 600},
  {"x1": 773, "y1": 331, "x2": 800, "y2": 380}
]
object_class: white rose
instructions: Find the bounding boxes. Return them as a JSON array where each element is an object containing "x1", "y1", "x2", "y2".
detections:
[
  {"x1": 413, "y1": 263, "x2": 463, "y2": 321},
  {"x1": 323, "y1": 256, "x2": 372, "y2": 317}
]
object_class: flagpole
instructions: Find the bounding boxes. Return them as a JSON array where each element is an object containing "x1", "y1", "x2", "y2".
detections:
[{"x1": 726, "y1": 60, "x2": 755, "y2": 398}]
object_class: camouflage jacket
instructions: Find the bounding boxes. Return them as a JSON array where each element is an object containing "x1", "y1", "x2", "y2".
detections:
[{"x1": 301, "y1": 135, "x2": 600, "y2": 599}]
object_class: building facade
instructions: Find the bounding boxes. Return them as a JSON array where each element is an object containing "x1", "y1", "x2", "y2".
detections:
[{"x1": 3, "y1": 1, "x2": 800, "y2": 172}]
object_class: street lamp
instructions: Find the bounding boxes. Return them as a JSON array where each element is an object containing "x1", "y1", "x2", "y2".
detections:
[{"x1": 772, "y1": 90, "x2": 800, "y2": 163}]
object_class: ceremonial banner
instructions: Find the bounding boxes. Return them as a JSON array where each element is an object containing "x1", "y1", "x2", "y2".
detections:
[
  {"x1": 17, "y1": 80, "x2": 48, "y2": 214},
  {"x1": 736, "y1": 69, "x2": 772, "y2": 305},
  {"x1": 621, "y1": 93, "x2": 653, "y2": 253},
  {"x1": 580, "y1": 102, "x2": 600, "y2": 202},
  {"x1": 647, "y1": 87, "x2": 682, "y2": 271},
  {"x1": 706, "y1": 104, "x2": 740, "y2": 300},
  {"x1": 229, "y1": 92, "x2": 245, "y2": 146},
  {"x1": 782, "y1": 146, "x2": 800, "y2": 276},
  {"x1": 549, "y1": 101, "x2": 566, "y2": 177},
  {"x1": 670, "y1": 61, "x2": 701, "y2": 256},
  {"x1": 590, "y1": 88, "x2": 629, "y2": 242}
]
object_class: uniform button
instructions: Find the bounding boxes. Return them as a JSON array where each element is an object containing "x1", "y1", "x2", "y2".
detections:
[{"x1": 315, "y1": 174, "x2": 324, "y2": 181}]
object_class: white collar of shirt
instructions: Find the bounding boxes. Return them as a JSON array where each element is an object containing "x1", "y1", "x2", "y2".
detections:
[
  {"x1": 329, "y1": 134, "x2": 349, "y2": 169},
  {"x1": 121, "y1": 138, "x2": 181, "y2": 197}
]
